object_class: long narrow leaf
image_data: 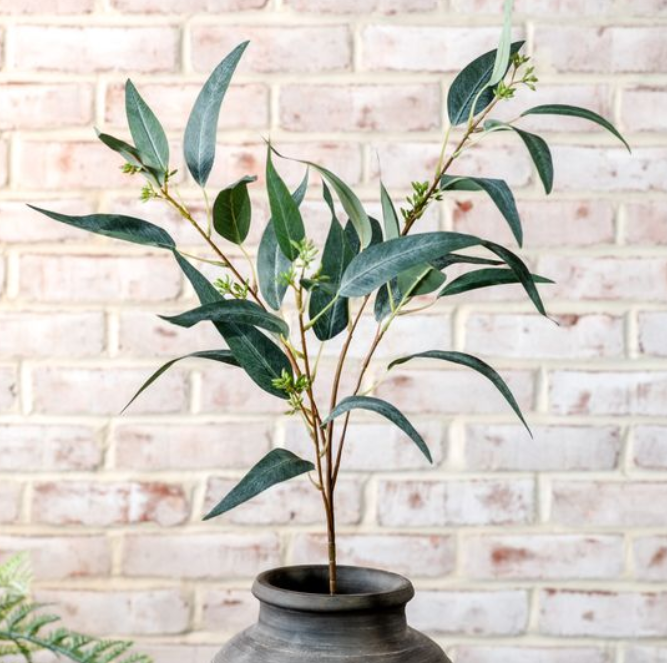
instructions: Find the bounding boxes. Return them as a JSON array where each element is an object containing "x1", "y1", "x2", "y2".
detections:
[
  {"x1": 488, "y1": 0, "x2": 515, "y2": 86},
  {"x1": 380, "y1": 181, "x2": 400, "y2": 240},
  {"x1": 321, "y1": 395, "x2": 432, "y2": 463},
  {"x1": 389, "y1": 350, "x2": 531, "y2": 435},
  {"x1": 439, "y1": 267, "x2": 554, "y2": 297},
  {"x1": 203, "y1": 448, "x2": 314, "y2": 520}
]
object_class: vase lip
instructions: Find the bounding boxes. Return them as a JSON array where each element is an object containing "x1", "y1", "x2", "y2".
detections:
[{"x1": 252, "y1": 564, "x2": 415, "y2": 613}]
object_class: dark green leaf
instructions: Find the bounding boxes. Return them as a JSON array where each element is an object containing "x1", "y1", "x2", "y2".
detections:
[
  {"x1": 309, "y1": 217, "x2": 355, "y2": 341},
  {"x1": 321, "y1": 395, "x2": 432, "y2": 463},
  {"x1": 397, "y1": 264, "x2": 446, "y2": 298},
  {"x1": 431, "y1": 253, "x2": 503, "y2": 270},
  {"x1": 340, "y1": 231, "x2": 481, "y2": 297},
  {"x1": 122, "y1": 350, "x2": 238, "y2": 414},
  {"x1": 521, "y1": 104, "x2": 630, "y2": 152},
  {"x1": 485, "y1": 120, "x2": 554, "y2": 194},
  {"x1": 28, "y1": 207, "x2": 175, "y2": 249},
  {"x1": 389, "y1": 350, "x2": 530, "y2": 435},
  {"x1": 374, "y1": 279, "x2": 401, "y2": 322},
  {"x1": 257, "y1": 172, "x2": 308, "y2": 311},
  {"x1": 160, "y1": 299, "x2": 289, "y2": 337},
  {"x1": 344, "y1": 217, "x2": 383, "y2": 254},
  {"x1": 439, "y1": 267, "x2": 553, "y2": 297},
  {"x1": 266, "y1": 147, "x2": 305, "y2": 261},
  {"x1": 184, "y1": 41, "x2": 249, "y2": 186},
  {"x1": 380, "y1": 181, "x2": 400, "y2": 240},
  {"x1": 213, "y1": 175, "x2": 256, "y2": 244},
  {"x1": 125, "y1": 80, "x2": 169, "y2": 177},
  {"x1": 271, "y1": 145, "x2": 372, "y2": 248},
  {"x1": 203, "y1": 448, "x2": 315, "y2": 520},
  {"x1": 96, "y1": 129, "x2": 162, "y2": 188},
  {"x1": 447, "y1": 41, "x2": 524, "y2": 126},
  {"x1": 441, "y1": 175, "x2": 523, "y2": 246},
  {"x1": 174, "y1": 251, "x2": 293, "y2": 398}
]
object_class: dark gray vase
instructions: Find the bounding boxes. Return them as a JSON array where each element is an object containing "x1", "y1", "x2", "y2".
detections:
[{"x1": 212, "y1": 565, "x2": 451, "y2": 662}]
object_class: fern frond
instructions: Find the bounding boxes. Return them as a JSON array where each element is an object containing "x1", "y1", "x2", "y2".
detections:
[{"x1": 0, "y1": 554, "x2": 32, "y2": 598}]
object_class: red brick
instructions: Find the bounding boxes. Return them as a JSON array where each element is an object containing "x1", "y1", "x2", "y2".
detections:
[
  {"x1": 0, "y1": 312, "x2": 105, "y2": 358},
  {"x1": 105, "y1": 82, "x2": 268, "y2": 131},
  {"x1": 280, "y1": 84, "x2": 440, "y2": 133},
  {"x1": 539, "y1": 590, "x2": 667, "y2": 637},
  {"x1": 0, "y1": 425, "x2": 102, "y2": 471},
  {"x1": 550, "y1": 371, "x2": 667, "y2": 416},
  {"x1": 466, "y1": 313, "x2": 624, "y2": 359},
  {"x1": 538, "y1": 256, "x2": 667, "y2": 302},
  {"x1": 371, "y1": 142, "x2": 532, "y2": 189},
  {"x1": 122, "y1": 533, "x2": 280, "y2": 579},
  {"x1": 287, "y1": 420, "x2": 446, "y2": 471},
  {"x1": 19, "y1": 254, "x2": 181, "y2": 303},
  {"x1": 377, "y1": 479, "x2": 535, "y2": 527},
  {"x1": 0, "y1": 199, "x2": 96, "y2": 242},
  {"x1": 466, "y1": 424, "x2": 621, "y2": 471},
  {"x1": 634, "y1": 536, "x2": 667, "y2": 581},
  {"x1": 634, "y1": 426, "x2": 667, "y2": 470},
  {"x1": 534, "y1": 27, "x2": 667, "y2": 74},
  {"x1": 361, "y1": 26, "x2": 507, "y2": 72},
  {"x1": 292, "y1": 533, "x2": 455, "y2": 578},
  {"x1": 114, "y1": 422, "x2": 272, "y2": 470},
  {"x1": 0, "y1": 536, "x2": 110, "y2": 580},
  {"x1": 0, "y1": 367, "x2": 18, "y2": 413},
  {"x1": 551, "y1": 481, "x2": 667, "y2": 527},
  {"x1": 455, "y1": 647, "x2": 613, "y2": 663},
  {"x1": 0, "y1": 0, "x2": 94, "y2": 11},
  {"x1": 31, "y1": 366, "x2": 188, "y2": 415},
  {"x1": 35, "y1": 588, "x2": 190, "y2": 636},
  {"x1": 622, "y1": 88, "x2": 667, "y2": 133},
  {"x1": 32, "y1": 481, "x2": 190, "y2": 527},
  {"x1": 112, "y1": 0, "x2": 267, "y2": 11},
  {"x1": 625, "y1": 203, "x2": 667, "y2": 245},
  {"x1": 204, "y1": 476, "x2": 362, "y2": 525},
  {"x1": 13, "y1": 26, "x2": 179, "y2": 73},
  {"x1": 118, "y1": 311, "x2": 222, "y2": 357},
  {"x1": 285, "y1": 0, "x2": 437, "y2": 12},
  {"x1": 0, "y1": 83, "x2": 93, "y2": 130},
  {"x1": 409, "y1": 590, "x2": 529, "y2": 636},
  {"x1": 463, "y1": 534, "x2": 624, "y2": 580},
  {"x1": 376, "y1": 369, "x2": 534, "y2": 415},
  {"x1": 0, "y1": 483, "x2": 22, "y2": 524},
  {"x1": 191, "y1": 25, "x2": 351, "y2": 74},
  {"x1": 639, "y1": 312, "x2": 667, "y2": 356},
  {"x1": 202, "y1": 589, "x2": 257, "y2": 634},
  {"x1": 453, "y1": 200, "x2": 615, "y2": 248},
  {"x1": 550, "y1": 147, "x2": 662, "y2": 192}
]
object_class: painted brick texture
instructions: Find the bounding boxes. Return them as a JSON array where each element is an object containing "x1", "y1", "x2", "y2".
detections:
[{"x1": 0, "y1": 2, "x2": 665, "y2": 662}]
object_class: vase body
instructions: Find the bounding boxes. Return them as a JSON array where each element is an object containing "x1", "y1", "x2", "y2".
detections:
[{"x1": 212, "y1": 565, "x2": 451, "y2": 663}]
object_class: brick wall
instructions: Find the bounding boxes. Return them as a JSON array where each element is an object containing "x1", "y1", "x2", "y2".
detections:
[{"x1": 0, "y1": 1, "x2": 666, "y2": 662}]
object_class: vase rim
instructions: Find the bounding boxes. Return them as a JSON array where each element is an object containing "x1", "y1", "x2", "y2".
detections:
[{"x1": 252, "y1": 565, "x2": 415, "y2": 613}]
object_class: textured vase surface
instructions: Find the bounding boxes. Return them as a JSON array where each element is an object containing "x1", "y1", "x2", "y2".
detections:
[{"x1": 212, "y1": 565, "x2": 451, "y2": 663}]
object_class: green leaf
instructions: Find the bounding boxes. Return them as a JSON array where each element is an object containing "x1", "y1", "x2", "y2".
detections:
[
  {"x1": 431, "y1": 253, "x2": 503, "y2": 270},
  {"x1": 266, "y1": 147, "x2": 305, "y2": 261},
  {"x1": 521, "y1": 104, "x2": 631, "y2": 152},
  {"x1": 125, "y1": 80, "x2": 169, "y2": 177},
  {"x1": 485, "y1": 120, "x2": 554, "y2": 194},
  {"x1": 389, "y1": 350, "x2": 530, "y2": 435},
  {"x1": 339, "y1": 231, "x2": 481, "y2": 297},
  {"x1": 309, "y1": 217, "x2": 355, "y2": 341},
  {"x1": 213, "y1": 175, "x2": 256, "y2": 244},
  {"x1": 321, "y1": 395, "x2": 432, "y2": 463},
  {"x1": 257, "y1": 172, "x2": 308, "y2": 311},
  {"x1": 397, "y1": 264, "x2": 446, "y2": 298},
  {"x1": 489, "y1": 0, "x2": 515, "y2": 86},
  {"x1": 441, "y1": 174, "x2": 523, "y2": 246},
  {"x1": 380, "y1": 181, "x2": 400, "y2": 240},
  {"x1": 174, "y1": 251, "x2": 293, "y2": 399},
  {"x1": 184, "y1": 41, "x2": 249, "y2": 186},
  {"x1": 28, "y1": 206, "x2": 175, "y2": 249},
  {"x1": 160, "y1": 299, "x2": 289, "y2": 337},
  {"x1": 447, "y1": 41, "x2": 524, "y2": 126},
  {"x1": 439, "y1": 267, "x2": 553, "y2": 297},
  {"x1": 374, "y1": 279, "x2": 401, "y2": 322},
  {"x1": 96, "y1": 129, "x2": 163, "y2": 188},
  {"x1": 122, "y1": 350, "x2": 238, "y2": 414},
  {"x1": 270, "y1": 145, "x2": 372, "y2": 249},
  {"x1": 203, "y1": 448, "x2": 315, "y2": 520}
]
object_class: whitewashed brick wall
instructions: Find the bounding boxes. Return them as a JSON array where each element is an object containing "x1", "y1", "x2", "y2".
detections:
[{"x1": 0, "y1": 1, "x2": 666, "y2": 662}]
